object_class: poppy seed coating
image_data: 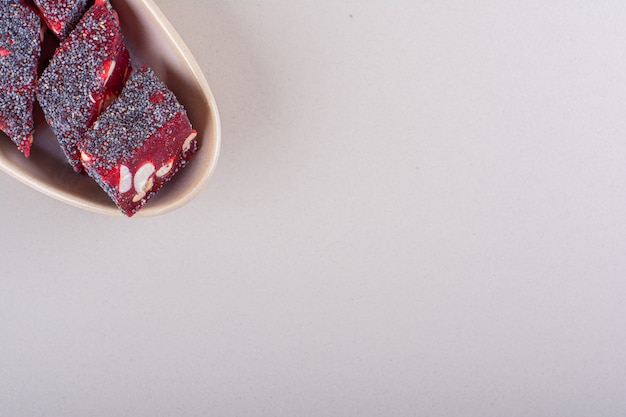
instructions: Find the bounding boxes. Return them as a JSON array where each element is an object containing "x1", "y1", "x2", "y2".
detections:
[
  {"x1": 33, "y1": 0, "x2": 89, "y2": 40},
  {"x1": 0, "y1": 2, "x2": 42, "y2": 157},
  {"x1": 37, "y1": 1, "x2": 131, "y2": 171}
]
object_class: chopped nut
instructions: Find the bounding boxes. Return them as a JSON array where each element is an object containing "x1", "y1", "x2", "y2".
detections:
[
  {"x1": 80, "y1": 151, "x2": 91, "y2": 162},
  {"x1": 156, "y1": 160, "x2": 174, "y2": 177},
  {"x1": 133, "y1": 162, "x2": 155, "y2": 194},
  {"x1": 182, "y1": 131, "x2": 197, "y2": 152},
  {"x1": 118, "y1": 165, "x2": 132, "y2": 193},
  {"x1": 132, "y1": 192, "x2": 145, "y2": 203}
]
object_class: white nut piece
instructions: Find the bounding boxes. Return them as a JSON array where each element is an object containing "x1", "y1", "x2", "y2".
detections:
[
  {"x1": 132, "y1": 192, "x2": 145, "y2": 203},
  {"x1": 156, "y1": 160, "x2": 174, "y2": 178},
  {"x1": 118, "y1": 165, "x2": 132, "y2": 193},
  {"x1": 144, "y1": 177, "x2": 154, "y2": 193},
  {"x1": 182, "y1": 131, "x2": 197, "y2": 152},
  {"x1": 133, "y1": 163, "x2": 155, "y2": 194},
  {"x1": 103, "y1": 60, "x2": 116, "y2": 83},
  {"x1": 80, "y1": 151, "x2": 91, "y2": 162}
]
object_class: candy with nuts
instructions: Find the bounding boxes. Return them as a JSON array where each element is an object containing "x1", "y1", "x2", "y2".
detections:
[{"x1": 80, "y1": 66, "x2": 198, "y2": 217}]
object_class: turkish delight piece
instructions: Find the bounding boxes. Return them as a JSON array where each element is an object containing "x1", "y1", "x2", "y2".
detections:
[
  {"x1": 37, "y1": 0, "x2": 131, "y2": 171},
  {"x1": 80, "y1": 67, "x2": 198, "y2": 217},
  {"x1": 33, "y1": 0, "x2": 89, "y2": 40},
  {"x1": 0, "y1": 2, "x2": 42, "y2": 157}
]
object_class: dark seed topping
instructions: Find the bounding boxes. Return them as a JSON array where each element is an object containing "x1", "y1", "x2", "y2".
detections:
[
  {"x1": 0, "y1": 2, "x2": 41, "y2": 154},
  {"x1": 34, "y1": 0, "x2": 89, "y2": 39}
]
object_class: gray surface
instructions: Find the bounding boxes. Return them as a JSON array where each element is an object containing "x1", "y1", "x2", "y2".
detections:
[{"x1": 2, "y1": 1, "x2": 626, "y2": 416}]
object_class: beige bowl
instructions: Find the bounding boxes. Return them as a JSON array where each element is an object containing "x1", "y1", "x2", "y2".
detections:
[{"x1": 0, "y1": 0, "x2": 221, "y2": 217}]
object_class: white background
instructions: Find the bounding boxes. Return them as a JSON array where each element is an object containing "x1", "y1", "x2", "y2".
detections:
[{"x1": 2, "y1": 1, "x2": 626, "y2": 415}]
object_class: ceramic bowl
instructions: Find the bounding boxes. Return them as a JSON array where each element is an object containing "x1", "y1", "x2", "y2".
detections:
[{"x1": 0, "y1": 0, "x2": 221, "y2": 217}]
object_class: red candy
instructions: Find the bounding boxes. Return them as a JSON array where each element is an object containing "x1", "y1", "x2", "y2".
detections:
[
  {"x1": 80, "y1": 67, "x2": 198, "y2": 217},
  {"x1": 33, "y1": 0, "x2": 89, "y2": 40},
  {"x1": 37, "y1": 0, "x2": 131, "y2": 171},
  {"x1": 0, "y1": 2, "x2": 42, "y2": 157}
]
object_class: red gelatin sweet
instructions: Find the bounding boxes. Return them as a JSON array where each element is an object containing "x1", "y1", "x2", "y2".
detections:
[
  {"x1": 37, "y1": 0, "x2": 131, "y2": 171},
  {"x1": 80, "y1": 67, "x2": 198, "y2": 217},
  {"x1": 33, "y1": 0, "x2": 89, "y2": 40},
  {"x1": 0, "y1": 2, "x2": 42, "y2": 157}
]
